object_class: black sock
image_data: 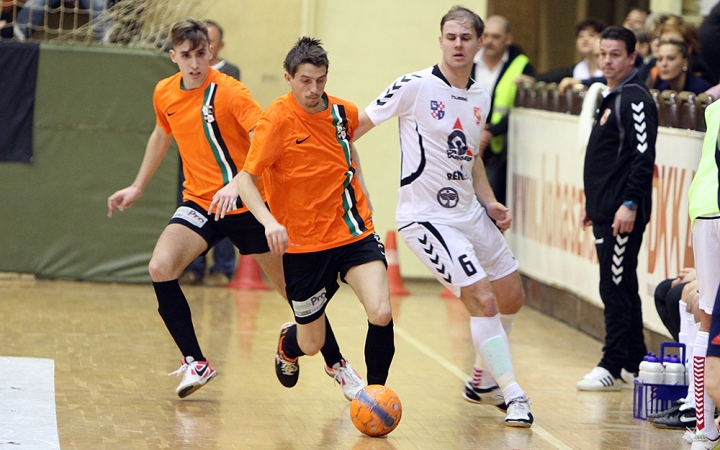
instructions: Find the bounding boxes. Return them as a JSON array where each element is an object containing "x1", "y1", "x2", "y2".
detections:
[
  {"x1": 280, "y1": 323, "x2": 305, "y2": 360},
  {"x1": 320, "y1": 316, "x2": 343, "y2": 367},
  {"x1": 365, "y1": 319, "x2": 395, "y2": 385},
  {"x1": 153, "y1": 280, "x2": 204, "y2": 362}
]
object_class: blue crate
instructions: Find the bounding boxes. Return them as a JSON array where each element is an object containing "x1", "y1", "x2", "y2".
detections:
[{"x1": 633, "y1": 381, "x2": 686, "y2": 420}]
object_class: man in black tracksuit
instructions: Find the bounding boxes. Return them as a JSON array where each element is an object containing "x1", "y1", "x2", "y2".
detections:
[{"x1": 577, "y1": 26, "x2": 657, "y2": 391}]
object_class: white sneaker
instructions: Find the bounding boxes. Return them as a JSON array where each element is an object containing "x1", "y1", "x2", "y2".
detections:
[
  {"x1": 684, "y1": 429, "x2": 697, "y2": 444},
  {"x1": 324, "y1": 359, "x2": 367, "y2": 401},
  {"x1": 690, "y1": 431, "x2": 720, "y2": 450},
  {"x1": 504, "y1": 397, "x2": 533, "y2": 428},
  {"x1": 620, "y1": 368, "x2": 637, "y2": 389},
  {"x1": 168, "y1": 356, "x2": 218, "y2": 398},
  {"x1": 461, "y1": 381, "x2": 508, "y2": 411},
  {"x1": 576, "y1": 366, "x2": 622, "y2": 391}
]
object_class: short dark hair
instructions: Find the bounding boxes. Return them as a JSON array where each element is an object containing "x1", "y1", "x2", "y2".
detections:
[
  {"x1": 658, "y1": 39, "x2": 689, "y2": 59},
  {"x1": 600, "y1": 26, "x2": 637, "y2": 55},
  {"x1": 575, "y1": 18, "x2": 605, "y2": 37},
  {"x1": 284, "y1": 37, "x2": 329, "y2": 77},
  {"x1": 170, "y1": 18, "x2": 209, "y2": 50},
  {"x1": 204, "y1": 20, "x2": 224, "y2": 41},
  {"x1": 630, "y1": 7, "x2": 651, "y2": 16},
  {"x1": 441, "y1": 5, "x2": 484, "y2": 38}
]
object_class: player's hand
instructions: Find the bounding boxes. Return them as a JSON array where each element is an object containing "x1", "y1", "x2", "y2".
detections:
[
  {"x1": 581, "y1": 208, "x2": 592, "y2": 229},
  {"x1": 486, "y1": 202, "x2": 511, "y2": 232},
  {"x1": 108, "y1": 186, "x2": 141, "y2": 218},
  {"x1": 672, "y1": 267, "x2": 697, "y2": 287},
  {"x1": 264, "y1": 221, "x2": 288, "y2": 255},
  {"x1": 612, "y1": 205, "x2": 636, "y2": 236},
  {"x1": 208, "y1": 179, "x2": 240, "y2": 221}
]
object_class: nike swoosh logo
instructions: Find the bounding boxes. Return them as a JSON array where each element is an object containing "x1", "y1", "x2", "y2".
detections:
[
  {"x1": 295, "y1": 136, "x2": 310, "y2": 144},
  {"x1": 194, "y1": 364, "x2": 207, "y2": 376},
  {"x1": 679, "y1": 414, "x2": 696, "y2": 423},
  {"x1": 167, "y1": 111, "x2": 177, "y2": 116}
]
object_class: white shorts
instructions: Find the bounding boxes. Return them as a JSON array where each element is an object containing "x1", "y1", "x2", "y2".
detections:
[
  {"x1": 692, "y1": 218, "x2": 720, "y2": 314},
  {"x1": 398, "y1": 207, "x2": 519, "y2": 298}
]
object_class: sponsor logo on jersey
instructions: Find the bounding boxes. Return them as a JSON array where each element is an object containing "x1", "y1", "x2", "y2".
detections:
[
  {"x1": 599, "y1": 108, "x2": 611, "y2": 126},
  {"x1": 336, "y1": 122, "x2": 348, "y2": 141},
  {"x1": 292, "y1": 288, "x2": 328, "y2": 318},
  {"x1": 447, "y1": 118, "x2": 473, "y2": 161},
  {"x1": 474, "y1": 107, "x2": 482, "y2": 125},
  {"x1": 430, "y1": 100, "x2": 445, "y2": 120},
  {"x1": 447, "y1": 170, "x2": 468, "y2": 180},
  {"x1": 452, "y1": 95, "x2": 468, "y2": 102},
  {"x1": 202, "y1": 104, "x2": 215, "y2": 123},
  {"x1": 437, "y1": 187, "x2": 459, "y2": 208},
  {"x1": 172, "y1": 206, "x2": 208, "y2": 228}
]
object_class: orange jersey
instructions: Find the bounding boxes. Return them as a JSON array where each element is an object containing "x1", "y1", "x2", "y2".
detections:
[
  {"x1": 244, "y1": 92, "x2": 374, "y2": 253},
  {"x1": 153, "y1": 68, "x2": 263, "y2": 214}
]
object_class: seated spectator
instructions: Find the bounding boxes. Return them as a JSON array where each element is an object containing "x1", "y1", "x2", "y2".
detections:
[
  {"x1": 650, "y1": 13, "x2": 715, "y2": 86},
  {"x1": 13, "y1": 0, "x2": 108, "y2": 41},
  {"x1": 654, "y1": 40, "x2": 712, "y2": 94},
  {"x1": 516, "y1": 18, "x2": 604, "y2": 85},
  {"x1": 623, "y1": 7, "x2": 651, "y2": 32},
  {"x1": 654, "y1": 267, "x2": 697, "y2": 341}
]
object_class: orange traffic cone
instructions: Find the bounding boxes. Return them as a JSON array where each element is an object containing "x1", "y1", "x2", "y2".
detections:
[
  {"x1": 385, "y1": 231, "x2": 410, "y2": 295},
  {"x1": 226, "y1": 255, "x2": 270, "y2": 290}
]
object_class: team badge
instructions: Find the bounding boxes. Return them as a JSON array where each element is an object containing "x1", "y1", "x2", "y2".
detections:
[
  {"x1": 202, "y1": 105, "x2": 215, "y2": 124},
  {"x1": 437, "y1": 187, "x2": 459, "y2": 208},
  {"x1": 599, "y1": 108, "x2": 611, "y2": 126},
  {"x1": 474, "y1": 107, "x2": 482, "y2": 125},
  {"x1": 336, "y1": 122, "x2": 348, "y2": 141},
  {"x1": 430, "y1": 100, "x2": 445, "y2": 120}
]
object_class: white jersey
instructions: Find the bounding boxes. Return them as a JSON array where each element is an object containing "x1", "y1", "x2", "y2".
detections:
[{"x1": 364, "y1": 65, "x2": 491, "y2": 225}]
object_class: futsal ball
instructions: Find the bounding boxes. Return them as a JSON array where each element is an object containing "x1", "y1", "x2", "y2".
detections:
[{"x1": 349, "y1": 385, "x2": 402, "y2": 437}]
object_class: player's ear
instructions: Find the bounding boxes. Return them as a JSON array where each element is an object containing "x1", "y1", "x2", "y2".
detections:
[
  {"x1": 284, "y1": 72, "x2": 292, "y2": 85},
  {"x1": 169, "y1": 48, "x2": 177, "y2": 63}
]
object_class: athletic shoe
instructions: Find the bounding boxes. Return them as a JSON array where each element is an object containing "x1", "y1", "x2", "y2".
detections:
[
  {"x1": 685, "y1": 429, "x2": 698, "y2": 444},
  {"x1": 168, "y1": 356, "x2": 217, "y2": 398},
  {"x1": 647, "y1": 398, "x2": 685, "y2": 422},
  {"x1": 324, "y1": 359, "x2": 367, "y2": 400},
  {"x1": 652, "y1": 404, "x2": 696, "y2": 429},
  {"x1": 275, "y1": 322, "x2": 300, "y2": 387},
  {"x1": 620, "y1": 368, "x2": 637, "y2": 389},
  {"x1": 461, "y1": 381, "x2": 508, "y2": 412},
  {"x1": 504, "y1": 397, "x2": 533, "y2": 428},
  {"x1": 690, "y1": 432, "x2": 720, "y2": 450},
  {"x1": 576, "y1": 366, "x2": 622, "y2": 391}
]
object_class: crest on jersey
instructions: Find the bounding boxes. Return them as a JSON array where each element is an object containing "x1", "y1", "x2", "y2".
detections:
[
  {"x1": 202, "y1": 105, "x2": 215, "y2": 123},
  {"x1": 437, "y1": 187, "x2": 459, "y2": 208},
  {"x1": 430, "y1": 100, "x2": 445, "y2": 120},
  {"x1": 474, "y1": 107, "x2": 482, "y2": 125},
  {"x1": 447, "y1": 118, "x2": 473, "y2": 161},
  {"x1": 336, "y1": 122, "x2": 348, "y2": 141}
]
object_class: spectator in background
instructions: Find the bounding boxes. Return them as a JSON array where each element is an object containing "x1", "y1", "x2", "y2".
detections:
[
  {"x1": 473, "y1": 15, "x2": 534, "y2": 205},
  {"x1": 623, "y1": 7, "x2": 651, "y2": 32},
  {"x1": 655, "y1": 40, "x2": 712, "y2": 94},
  {"x1": 516, "y1": 19, "x2": 604, "y2": 86},
  {"x1": 13, "y1": 0, "x2": 109, "y2": 41},
  {"x1": 650, "y1": 14, "x2": 715, "y2": 86},
  {"x1": 178, "y1": 19, "x2": 241, "y2": 287},
  {"x1": 698, "y1": 2, "x2": 720, "y2": 87}
]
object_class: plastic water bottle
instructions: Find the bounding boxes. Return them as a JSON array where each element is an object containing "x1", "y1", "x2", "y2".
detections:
[
  {"x1": 664, "y1": 354, "x2": 686, "y2": 385},
  {"x1": 638, "y1": 353, "x2": 664, "y2": 384}
]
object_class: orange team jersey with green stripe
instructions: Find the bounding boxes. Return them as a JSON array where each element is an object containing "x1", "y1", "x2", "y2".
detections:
[
  {"x1": 244, "y1": 92, "x2": 374, "y2": 253},
  {"x1": 153, "y1": 68, "x2": 263, "y2": 214}
]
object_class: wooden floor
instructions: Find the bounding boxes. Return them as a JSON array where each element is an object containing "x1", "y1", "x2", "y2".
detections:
[{"x1": 0, "y1": 277, "x2": 694, "y2": 449}]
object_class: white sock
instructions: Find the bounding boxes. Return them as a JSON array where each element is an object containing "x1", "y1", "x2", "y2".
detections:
[
  {"x1": 470, "y1": 313, "x2": 517, "y2": 388},
  {"x1": 694, "y1": 331, "x2": 719, "y2": 440},
  {"x1": 470, "y1": 315, "x2": 525, "y2": 403}
]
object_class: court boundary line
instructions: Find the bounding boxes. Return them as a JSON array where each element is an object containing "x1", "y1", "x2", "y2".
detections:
[{"x1": 394, "y1": 325, "x2": 572, "y2": 450}]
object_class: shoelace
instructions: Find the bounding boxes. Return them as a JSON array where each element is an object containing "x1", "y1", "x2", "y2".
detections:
[
  {"x1": 168, "y1": 362, "x2": 189, "y2": 377},
  {"x1": 333, "y1": 365, "x2": 362, "y2": 387},
  {"x1": 509, "y1": 397, "x2": 532, "y2": 413},
  {"x1": 279, "y1": 358, "x2": 298, "y2": 376}
]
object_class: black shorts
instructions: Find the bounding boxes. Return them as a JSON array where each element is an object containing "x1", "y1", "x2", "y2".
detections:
[
  {"x1": 282, "y1": 232, "x2": 387, "y2": 324},
  {"x1": 168, "y1": 201, "x2": 269, "y2": 255}
]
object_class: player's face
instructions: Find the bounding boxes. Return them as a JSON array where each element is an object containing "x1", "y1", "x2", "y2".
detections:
[
  {"x1": 439, "y1": 20, "x2": 481, "y2": 71},
  {"x1": 169, "y1": 39, "x2": 211, "y2": 90},
  {"x1": 598, "y1": 38, "x2": 636, "y2": 87},
  {"x1": 286, "y1": 63, "x2": 328, "y2": 114}
]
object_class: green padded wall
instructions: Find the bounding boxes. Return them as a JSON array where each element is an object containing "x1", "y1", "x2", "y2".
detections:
[{"x1": 0, "y1": 44, "x2": 179, "y2": 283}]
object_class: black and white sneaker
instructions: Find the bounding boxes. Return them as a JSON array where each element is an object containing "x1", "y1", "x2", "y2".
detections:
[
  {"x1": 461, "y1": 381, "x2": 508, "y2": 411},
  {"x1": 652, "y1": 404, "x2": 696, "y2": 429},
  {"x1": 647, "y1": 398, "x2": 685, "y2": 422},
  {"x1": 505, "y1": 397, "x2": 533, "y2": 428},
  {"x1": 275, "y1": 322, "x2": 300, "y2": 387}
]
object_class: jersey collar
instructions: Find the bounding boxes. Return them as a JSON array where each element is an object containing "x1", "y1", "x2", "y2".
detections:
[{"x1": 432, "y1": 64, "x2": 475, "y2": 89}]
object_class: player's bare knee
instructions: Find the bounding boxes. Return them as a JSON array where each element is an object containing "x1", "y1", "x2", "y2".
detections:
[
  {"x1": 148, "y1": 257, "x2": 174, "y2": 282},
  {"x1": 367, "y1": 305, "x2": 393, "y2": 326}
]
